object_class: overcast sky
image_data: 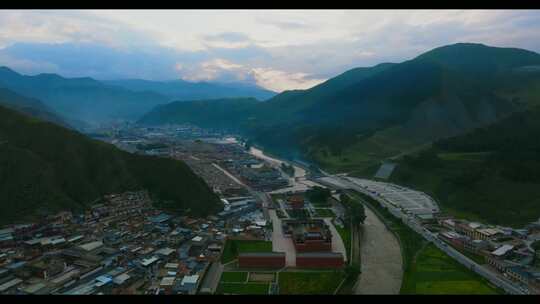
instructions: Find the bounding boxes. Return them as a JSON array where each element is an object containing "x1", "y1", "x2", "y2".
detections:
[{"x1": 1, "y1": 10, "x2": 539, "y2": 92}]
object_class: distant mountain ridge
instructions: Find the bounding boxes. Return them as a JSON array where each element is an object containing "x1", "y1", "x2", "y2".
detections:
[
  {"x1": 104, "y1": 79, "x2": 276, "y2": 102},
  {"x1": 139, "y1": 43, "x2": 540, "y2": 173},
  {"x1": 0, "y1": 66, "x2": 276, "y2": 127}
]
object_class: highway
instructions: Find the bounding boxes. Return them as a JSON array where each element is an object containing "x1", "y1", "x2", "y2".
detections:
[{"x1": 316, "y1": 174, "x2": 528, "y2": 295}]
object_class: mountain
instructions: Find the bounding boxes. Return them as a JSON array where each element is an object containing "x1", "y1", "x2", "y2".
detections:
[
  {"x1": 0, "y1": 67, "x2": 274, "y2": 128},
  {"x1": 104, "y1": 79, "x2": 276, "y2": 101},
  {"x1": 0, "y1": 66, "x2": 172, "y2": 126},
  {"x1": 390, "y1": 106, "x2": 540, "y2": 227},
  {"x1": 139, "y1": 97, "x2": 261, "y2": 131},
  {"x1": 0, "y1": 87, "x2": 71, "y2": 129},
  {"x1": 0, "y1": 101, "x2": 221, "y2": 225},
  {"x1": 139, "y1": 43, "x2": 540, "y2": 173}
]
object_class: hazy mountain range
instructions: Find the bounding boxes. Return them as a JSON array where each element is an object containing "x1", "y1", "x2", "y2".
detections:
[{"x1": 0, "y1": 66, "x2": 275, "y2": 127}]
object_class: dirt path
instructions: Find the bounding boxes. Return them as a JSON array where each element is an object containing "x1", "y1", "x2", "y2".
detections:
[{"x1": 354, "y1": 206, "x2": 403, "y2": 294}]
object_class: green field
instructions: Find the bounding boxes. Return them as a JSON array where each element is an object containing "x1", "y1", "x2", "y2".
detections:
[
  {"x1": 219, "y1": 271, "x2": 248, "y2": 283},
  {"x1": 278, "y1": 271, "x2": 346, "y2": 295},
  {"x1": 216, "y1": 283, "x2": 269, "y2": 295},
  {"x1": 404, "y1": 244, "x2": 501, "y2": 294},
  {"x1": 354, "y1": 191, "x2": 501, "y2": 295},
  {"x1": 287, "y1": 208, "x2": 311, "y2": 219},
  {"x1": 221, "y1": 240, "x2": 273, "y2": 264},
  {"x1": 314, "y1": 208, "x2": 336, "y2": 218}
]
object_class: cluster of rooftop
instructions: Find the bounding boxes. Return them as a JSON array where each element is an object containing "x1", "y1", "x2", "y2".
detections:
[
  {"x1": 0, "y1": 191, "x2": 230, "y2": 295},
  {"x1": 435, "y1": 216, "x2": 540, "y2": 294}
]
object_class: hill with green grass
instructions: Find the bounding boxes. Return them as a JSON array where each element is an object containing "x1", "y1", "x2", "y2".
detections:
[
  {"x1": 139, "y1": 43, "x2": 540, "y2": 173},
  {"x1": 390, "y1": 107, "x2": 540, "y2": 227},
  {"x1": 0, "y1": 102, "x2": 221, "y2": 225}
]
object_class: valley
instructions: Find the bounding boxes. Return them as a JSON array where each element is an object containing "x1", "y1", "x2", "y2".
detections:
[{"x1": 2, "y1": 34, "x2": 540, "y2": 296}]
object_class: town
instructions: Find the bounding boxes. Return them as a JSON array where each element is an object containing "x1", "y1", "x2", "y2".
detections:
[
  {"x1": 1, "y1": 123, "x2": 540, "y2": 295},
  {"x1": 0, "y1": 124, "x2": 352, "y2": 295}
]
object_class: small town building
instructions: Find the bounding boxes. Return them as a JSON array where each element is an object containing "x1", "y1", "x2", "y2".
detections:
[
  {"x1": 238, "y1": 252, "x2": 286, "y2": 269},
  {"x1": 296, "y1": 252, "x2": 344, "y2": 269}
]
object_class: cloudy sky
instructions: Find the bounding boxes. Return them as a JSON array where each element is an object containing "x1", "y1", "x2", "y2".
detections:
[{"x1": 1, "y1": 10, "x2": 539, "y2": 92}]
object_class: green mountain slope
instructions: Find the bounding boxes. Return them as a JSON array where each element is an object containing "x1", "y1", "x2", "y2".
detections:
[
  {"x1": 0, "y1": 103, "x2": 221, "y2": 225},
  {"x1": 104, "y1": 79, "x2": 276, "y2": 101},
  {"x1": 0, "y1": 87, "x2": 71, "y2": 129},
  {"x1": 139, "y1": 97, "x2": 261, "y2": 131},
  {"x1": 139, "y1": 43, "x2": 540, "y2": 173},
  {"x1": 391, "y1": 107, "x2": 540, "y2": 227}
]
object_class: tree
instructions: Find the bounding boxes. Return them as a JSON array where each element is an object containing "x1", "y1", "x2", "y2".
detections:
[
  {"x1": 340, "y1": 193, "x2": 366, "y2": 227},
  {"x1": 306, "y1": 186, "x2": 331, "y2": 205},
  {"x1": 345, "y1": 263, "x2": 361, "y2": 278},
  {"x1": 230, "y1": 240, "x2": 238, "y2": 255}
]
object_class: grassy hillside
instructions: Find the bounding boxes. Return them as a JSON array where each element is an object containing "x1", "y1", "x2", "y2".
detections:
[
  {"x1": 0, "y1": 104, "x2": 221, "y2": 225},
  {"x1": 391, "y1": 107, "x2": 540, "y2": 227},
  {"x1": 139, "y1": 43, "x2": 540, "y2": 173}
]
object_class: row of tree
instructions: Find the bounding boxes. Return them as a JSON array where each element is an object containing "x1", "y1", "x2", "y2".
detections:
[{"x1": 339, "y1": 192, "x2": 367, "y2": 228}]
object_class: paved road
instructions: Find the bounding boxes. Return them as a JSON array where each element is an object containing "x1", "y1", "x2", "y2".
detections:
[
  {"x1": 354, "y1": 206, "x2": 403, "y2": 294},
  {"x1": 212, "y1": 163, "x2": 247, "y2": 187},
  {"x1": 269, "y1": 209, "x2": 296, "y2": 266},
  {"x1": 199, "y1": 262, "x2": 223, "y2": 293}
]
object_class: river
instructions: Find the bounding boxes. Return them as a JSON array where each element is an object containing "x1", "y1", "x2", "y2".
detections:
[{"x1": 248, "y1": 146, "x2": 325, "y2": 194}]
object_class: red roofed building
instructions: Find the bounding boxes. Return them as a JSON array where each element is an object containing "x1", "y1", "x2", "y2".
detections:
[
  {"x1": 296, "y1": 252, "x2": 344, "y2": 269},
  {"x1": 238, "y1": 252, "x2": 286, "y2": 269},
  {"x1": 287, "y1": 195, "x2": 305, "y2": 209}
]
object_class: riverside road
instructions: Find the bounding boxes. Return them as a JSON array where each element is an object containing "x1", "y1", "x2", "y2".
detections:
[{"x1": 317, "y1": 174, "x2": 527, "y2": 295}]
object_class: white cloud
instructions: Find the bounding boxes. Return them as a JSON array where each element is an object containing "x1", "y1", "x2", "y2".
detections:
[
  {"x1": 251, "y1": 68, "x2": 325, "y2": 92},
  {"x1": 1, "y1": 10, "x2": 540, "y2": 91},
  {"x1": 179, "y1": 58, "x2": 246, "y2": 82},
  {"x1": 176, "y1": 58, "x2": 325, "y2": 91}
]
